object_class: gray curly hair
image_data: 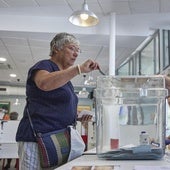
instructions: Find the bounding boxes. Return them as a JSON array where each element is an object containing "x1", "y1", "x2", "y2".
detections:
[{"x1": 49, "y1": 32, "x2": 80, "y2": 56}]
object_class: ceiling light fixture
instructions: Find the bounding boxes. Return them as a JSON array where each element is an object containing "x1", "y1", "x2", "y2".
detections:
[
  {"x1": 84, "y1": 74, "x2": 96, "y2": 86},
  {"x1": 77, "y1": 75, "x2": 90, "y2": 98},
  {"x1": 78, "y1": 87, "x2": 89, "y2": 98},
  {"x1": 0, "y1": 57, "x2": 7, "y2": 62},
  {"x1": 10, "y1": 73, "x2": 17, "y2": 78},
  {"x1": 13, "y1": 98, "x2": 21, "y2": 106},
  {"x1": 69, "y1": 0, "x2": 99, "y2": 27}
]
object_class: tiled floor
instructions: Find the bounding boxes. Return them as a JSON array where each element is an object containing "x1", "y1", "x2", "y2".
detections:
[{"x1": 0, "y1": 159, "x2": 18, "y2": 170}]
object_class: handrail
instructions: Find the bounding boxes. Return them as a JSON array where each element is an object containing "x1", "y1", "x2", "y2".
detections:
[{"x1": 117, "y1": 29, "x2": 159, "y2": 70}]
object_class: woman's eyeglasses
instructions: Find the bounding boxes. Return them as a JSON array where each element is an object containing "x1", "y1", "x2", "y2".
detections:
[{"x1": 65, "y1": 45, "x2": 81, "y2": 54}]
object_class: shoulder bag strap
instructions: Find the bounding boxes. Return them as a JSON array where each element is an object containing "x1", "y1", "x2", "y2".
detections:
[{"x1": 26, "y1": 106, "x2": 37, "y2": 138}]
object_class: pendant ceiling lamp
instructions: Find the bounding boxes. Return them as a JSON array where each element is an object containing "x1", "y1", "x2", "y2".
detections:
[
  {"x1": 77, "y1": 75, "x2": 89, "y2": 98},
  {"x1": 13, "y1": 98, "x2": 21, "y2": 106},
  {"x1": 78, "y1": 87, "x2": 89, "y2": 97},
  {"x1": 84, "y1": 74, "x2": 96, "y2": 86},
  {"x1": 69, "y1": 0, "x2": 99, "y2": 27}
]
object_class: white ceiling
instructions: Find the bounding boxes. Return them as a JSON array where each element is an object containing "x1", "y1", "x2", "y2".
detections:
[{"x1": 0, "y1": 0, "x2": 170, "y2": 87}]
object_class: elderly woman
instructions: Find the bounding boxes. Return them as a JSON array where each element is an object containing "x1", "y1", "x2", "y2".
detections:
[{"x1": 16, "y1": 32, "x2": 99, "y2": 170}]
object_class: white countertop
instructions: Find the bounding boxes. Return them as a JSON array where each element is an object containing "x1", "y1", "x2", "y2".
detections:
[
  {"x1": 0, "y1": 143, "x2": 18, "y2": 158},
  {"x1": 0, "y1": 121, "x2": 19, "y2": 158},
  {"x1": 56, "y1": 152, "x2": 170, "y2": 170}
]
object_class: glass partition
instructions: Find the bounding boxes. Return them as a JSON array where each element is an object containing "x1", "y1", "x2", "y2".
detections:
[
  {"x1": 135, "y1": 52, "x2": 140, "y2": 75},
  {"x1": 140, "y1": 39, "x2": 155, "y2": 75},
  {"x1": 117, "y1": 30, "x2": 160, "y2": 76},
  {"x1": 163, "y1": 30, "x2": 170, "y2": 69},
  {"x1": 117, "y1": 62, "x2": 129, "y2": 75},
  {"x1": 155, "y1": 34, "x2": 160, "y2": 74}
]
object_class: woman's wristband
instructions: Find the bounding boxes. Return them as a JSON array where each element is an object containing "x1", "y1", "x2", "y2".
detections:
[{"x1": 77, "y1": 64, "x2": 81, "y2": 75}]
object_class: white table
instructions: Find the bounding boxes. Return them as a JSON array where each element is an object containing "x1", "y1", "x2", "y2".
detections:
[
  {"x1": 56, "y1": 151, "x2": 170, "y2": 170},
  {"x1": 0, "y1": 120, "x2": 19, "y2": 169},
  {"x1": 0, "y1": 120, "x2": 19, "y2": 158}
]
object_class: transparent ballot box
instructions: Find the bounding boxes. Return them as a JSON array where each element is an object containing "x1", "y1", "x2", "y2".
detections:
[{"x1": 94, "y1": 76, "x2": 168, "y2": 160}]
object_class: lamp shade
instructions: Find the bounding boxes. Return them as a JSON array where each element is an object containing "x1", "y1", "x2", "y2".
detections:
[
  {"x1": 84, "y1": 75, "x2": 96, "y2": 86},
  {"x1": 69, "y1": 0, "x2": 99, "y2": 27},
  {"x1": 13, "y1": 98, "x2": 21, "y2": 105},
  {"x1": 77, "y1": 87, "x2": 89, "y2": 98}
]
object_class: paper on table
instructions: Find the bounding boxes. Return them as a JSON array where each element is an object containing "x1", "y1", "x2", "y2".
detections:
[
  {"x1": 71, "y1": 165, "x2": 120, "y2": 170},
  {"x1": 134, "y1": 165, "x2": 170, "y2": 170}
]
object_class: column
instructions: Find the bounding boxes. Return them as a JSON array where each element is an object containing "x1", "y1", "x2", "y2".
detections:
[{"x1": 109, "y1": 13, "x2": 116, "y2": 76}]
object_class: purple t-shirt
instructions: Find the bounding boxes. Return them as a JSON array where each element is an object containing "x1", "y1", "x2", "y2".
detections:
[{"x1": 16, "y1": 60, "x2": 78, "y2": 142}]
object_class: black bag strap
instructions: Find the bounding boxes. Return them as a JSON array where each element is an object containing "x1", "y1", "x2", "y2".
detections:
[{"x1": 26, "y1": 106, "x2": 37, "y2": 138}]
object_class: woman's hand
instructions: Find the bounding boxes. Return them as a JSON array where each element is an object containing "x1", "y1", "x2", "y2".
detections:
[
  {"x1": 165, "y1": 75, "x2": 170, "y2": 90},
  {"x1": 77, "y1": 114, "x2": 93, "y2": 122},
  {"x1": 77, "y1": 110, "x2": 94, "y2": 122},
  {"x1": 80, "y1": 59, "x2": 99, "y2": 73}
]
